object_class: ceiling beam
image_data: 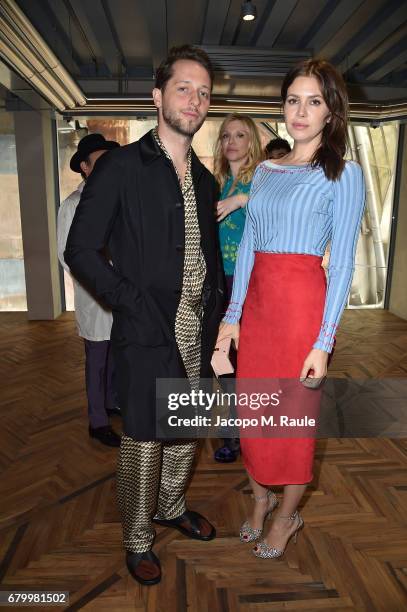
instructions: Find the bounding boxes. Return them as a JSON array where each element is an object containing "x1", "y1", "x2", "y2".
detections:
[
  {"x1": 250, "y1": 0, "x2": 277, "y2": 46},
  {"x1": 16, "y1": 0, "x2": 82, "y2": 73},
  {"x1": 0, "y1": 0, "x2": 86, "y2": 108},
  {"x1": 142, "y1": 0, "x2": 167, "y2": 73},
  {"x1": 68, "y1": 0, "x2": 111, "y2": 76},
  {"x1": 356, "y1": 22, "x2": 407, "y2": 72},
  {"x1": 61, "y1": 1, "x2": 97, "y2": 60},
  {"x1": 76, "y1": 0, "x2": 123, "y2": 76},
  {"x1": 60, "y1": 95, "x2": 407, "y2": 121},
  {"x1": 362, "y1": 37, "x2": 407, "y2": 81},
  {"x1": 165, "y1": 0, "x2": 211, "y2": 47},
  {"x1": 220, "y1": 0, "x2": 243, "y2": 46},
  {"x1": 389, "y1": 68, "x2": 407, "y2": 87},
  {"x1": 201, "y1": 0, "x2": 231, "y2": 45},
  {"x1": 100, "y1": 0, "x2": 127, "y2": 71},
  {"x1": 202, "y1": 46, "x2": 311, "y2": 77},
  {"x1": 318, "y1": 0, "x2": 386, "y2": 61},
  {"x1": 256, "y1": 0, "x2": 299, "y2": 48},
  {"x1": 0, "y1": 57, "x2": 52, "y2": 111},
  {"x1": 297, "y1": 0, "x2": 363, "y2": 52},
  {"x1": 332, "y1": 0, "x2": 407, "y2": 71}
]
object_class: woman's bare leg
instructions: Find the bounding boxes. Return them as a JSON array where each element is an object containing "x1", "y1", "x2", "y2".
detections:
[
  {"x1": 259, "y1": 483, "x2": 307, "y2": 551},
  {"x1": 245, "y1": 474, "x2": 274, "y2": 530}
]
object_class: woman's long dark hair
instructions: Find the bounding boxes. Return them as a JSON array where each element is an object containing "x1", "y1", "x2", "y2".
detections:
[{"x1": 281, "y1": 59, "x2": 349, "y2": 181}]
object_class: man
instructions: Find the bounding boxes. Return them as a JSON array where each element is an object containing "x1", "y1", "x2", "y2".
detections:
[
  {"x1": 65, "y1": 46, "x2": 224, "y2": 585},
  {"x1": 57, "y1": 133, "x2": 121, "y2": 447},
  {"x1": 265, "y1": 137, "x2": 291, "y2": 159}
]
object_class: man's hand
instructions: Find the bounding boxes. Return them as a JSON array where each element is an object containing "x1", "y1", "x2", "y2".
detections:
[
  {"x1": 216, "y1": 194, "x2": 248, "y2": 222},
  {"x1": 217, "y1": 321, "x2": 240, "y2": 350}
]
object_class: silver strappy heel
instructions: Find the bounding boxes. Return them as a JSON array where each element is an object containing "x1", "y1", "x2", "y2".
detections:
[
  {"x1": 239, "y1": 490, "x2": 279, "y2": 543},
  {"x1": 253, "y1": 510, "x2": 304, "y2": 558}
]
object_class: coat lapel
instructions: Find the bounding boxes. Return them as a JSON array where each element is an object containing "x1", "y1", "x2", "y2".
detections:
[{"x1": 140, "y1": 132, "x2": 217, "y2": 285}]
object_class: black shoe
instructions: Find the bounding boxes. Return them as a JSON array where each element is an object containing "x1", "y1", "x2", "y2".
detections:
[
  {"x1": 126, "y1": 550, "x2": 161, "y2": 585},
  {"x1": 214, "y1": 445, "x2": 239, "y2": 463},
  {"x1": 88, "y1": 425, "x2": 121, "y2": 447},
  {"x1": 106, "y1": 406, "x2": 122, "y2": 418},
  {"x1": 153, "y1": 510, "x2": 216, "y2": 541}
]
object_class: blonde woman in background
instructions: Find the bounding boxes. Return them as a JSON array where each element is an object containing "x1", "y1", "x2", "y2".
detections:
[{"x1": 213, "y1": 113, "x2": 263, "y2": 463}]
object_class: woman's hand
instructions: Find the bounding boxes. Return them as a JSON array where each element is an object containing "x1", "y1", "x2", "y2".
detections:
[
  {"x1": 216, "y1": 321, "x2": 240, "y2": 350},
  {"x1": 300, "y1": 348, "x2": 328, "y2": 382},
  {"x1": 216, "y1": 194, "x2": 248, "y2": 222}
]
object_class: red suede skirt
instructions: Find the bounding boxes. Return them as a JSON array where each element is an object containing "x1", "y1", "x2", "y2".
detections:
[{"x1": 237, "y1": 253, "x2": 326, "y2": 485}]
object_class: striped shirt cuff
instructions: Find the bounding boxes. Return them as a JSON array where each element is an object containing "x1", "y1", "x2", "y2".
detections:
[
  {"x1": 223, "y1": 302, "x2": 242, "y2": 324},
  {"x1": 313, "y1": 321, "x2": 337, "y2": 353},
  {"x1": 313, "y1": 338, "x2": 334, "y2": 353}
]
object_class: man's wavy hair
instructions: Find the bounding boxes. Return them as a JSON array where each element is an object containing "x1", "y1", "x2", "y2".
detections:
[
  {"x1": 155, "y1": 45, "x2": 214, "y2": 91},
  {"x1": 281, "y1": 59, "x2": 349, "y2": 181}
]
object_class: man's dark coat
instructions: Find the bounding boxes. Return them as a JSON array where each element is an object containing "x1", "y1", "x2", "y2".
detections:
[{"x1": 65, "y1": 130, "x2": 224, "y2": 440}]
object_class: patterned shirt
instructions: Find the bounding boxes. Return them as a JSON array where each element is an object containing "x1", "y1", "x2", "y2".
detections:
[
  {"x1": 218, "y1": 175, "x2": 252, "y2": 276},
  {"x1": 152, "y1": 128, "x2": 206, "y2": 382},
  {"x1": 223, "y1": 160, "x2": 366, "y2": 353}
]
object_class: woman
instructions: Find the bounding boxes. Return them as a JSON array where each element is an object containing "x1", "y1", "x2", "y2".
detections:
[
  {"x1": 218, "y1": 59, "x2": 365, "y2": 558},
  {"x1": 213, "y1": 113, "x2": 263, "y2": 463}
]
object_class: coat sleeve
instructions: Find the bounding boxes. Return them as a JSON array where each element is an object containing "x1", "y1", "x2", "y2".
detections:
[
  {"x1": 64, "y1": 152, "x2": 142, "y2": 317},
  {"x1": 57, "y1": 196, "x2": 76, "y2": 273}
]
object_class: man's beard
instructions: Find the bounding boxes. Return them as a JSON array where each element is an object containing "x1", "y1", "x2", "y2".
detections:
[{"x1": 162, "y1": 107, "x2": 205, "y2": 137}]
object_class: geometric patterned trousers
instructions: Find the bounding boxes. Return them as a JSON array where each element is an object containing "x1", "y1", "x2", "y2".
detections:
[{"x1": 117, "y1": 435, "x2": 198, "y2": 552}]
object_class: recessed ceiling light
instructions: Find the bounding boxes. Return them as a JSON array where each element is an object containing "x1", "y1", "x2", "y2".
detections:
[{"x1": 241, "y1": 1, "x2": 257, "y2": 21}]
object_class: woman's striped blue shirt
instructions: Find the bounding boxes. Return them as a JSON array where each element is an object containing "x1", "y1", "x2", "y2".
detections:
[{"x1": 223, "y1": 159, "x2": 366, "y2": 353}]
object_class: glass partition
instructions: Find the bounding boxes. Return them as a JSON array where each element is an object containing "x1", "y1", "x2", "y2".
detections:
[
  {"x1": 57, "y1": 116, "x2": 399, "y2": 311},
  {"x1": 348, "y1": 123, "x2": 399, "y2": 308},
  {"x1": 0, "y1": 103, "x2": 27, "y2": 311}
]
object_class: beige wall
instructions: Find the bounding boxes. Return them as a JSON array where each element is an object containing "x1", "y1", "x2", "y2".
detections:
[
  {"x1": 14, "y1": 110, "x2": 61, "y2": 319},
  {"x1": 389, "y1": 127, "x2": 407, "y2": 320}
]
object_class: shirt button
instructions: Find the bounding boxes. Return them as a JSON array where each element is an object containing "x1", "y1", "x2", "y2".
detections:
[
  {"x1": 175, "y1": 202, "x2": 183, "y2": 208},
  {"x1": 176, "y1": 245, "x2": 184, "y2": 251}
]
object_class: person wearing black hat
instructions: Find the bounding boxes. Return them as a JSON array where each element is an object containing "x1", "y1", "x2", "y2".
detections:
[
  {"x1": 69, "y1": 132, "x2": 120, "y2": 174},
  {"x1": 57, "y1": 133, "x2": 121, "y2": 447}
]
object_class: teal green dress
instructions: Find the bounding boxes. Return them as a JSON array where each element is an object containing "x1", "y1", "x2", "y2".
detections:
[{"x1": 218, "y1": 175, "x2": 252, "y2": 277}]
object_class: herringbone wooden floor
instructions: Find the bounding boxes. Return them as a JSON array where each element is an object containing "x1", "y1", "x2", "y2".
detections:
[{"x1": 0, "y1": 310, "x2": 406, "y2": 611}]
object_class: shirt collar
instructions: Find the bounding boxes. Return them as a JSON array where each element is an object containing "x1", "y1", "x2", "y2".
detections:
[{"x1": 139, "y1": 127, "x2": 204, "y2": 182}]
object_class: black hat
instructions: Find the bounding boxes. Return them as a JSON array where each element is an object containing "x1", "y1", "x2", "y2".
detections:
[{"x1": 70, "y1": 133, "x2": 120, "y2": 172}]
